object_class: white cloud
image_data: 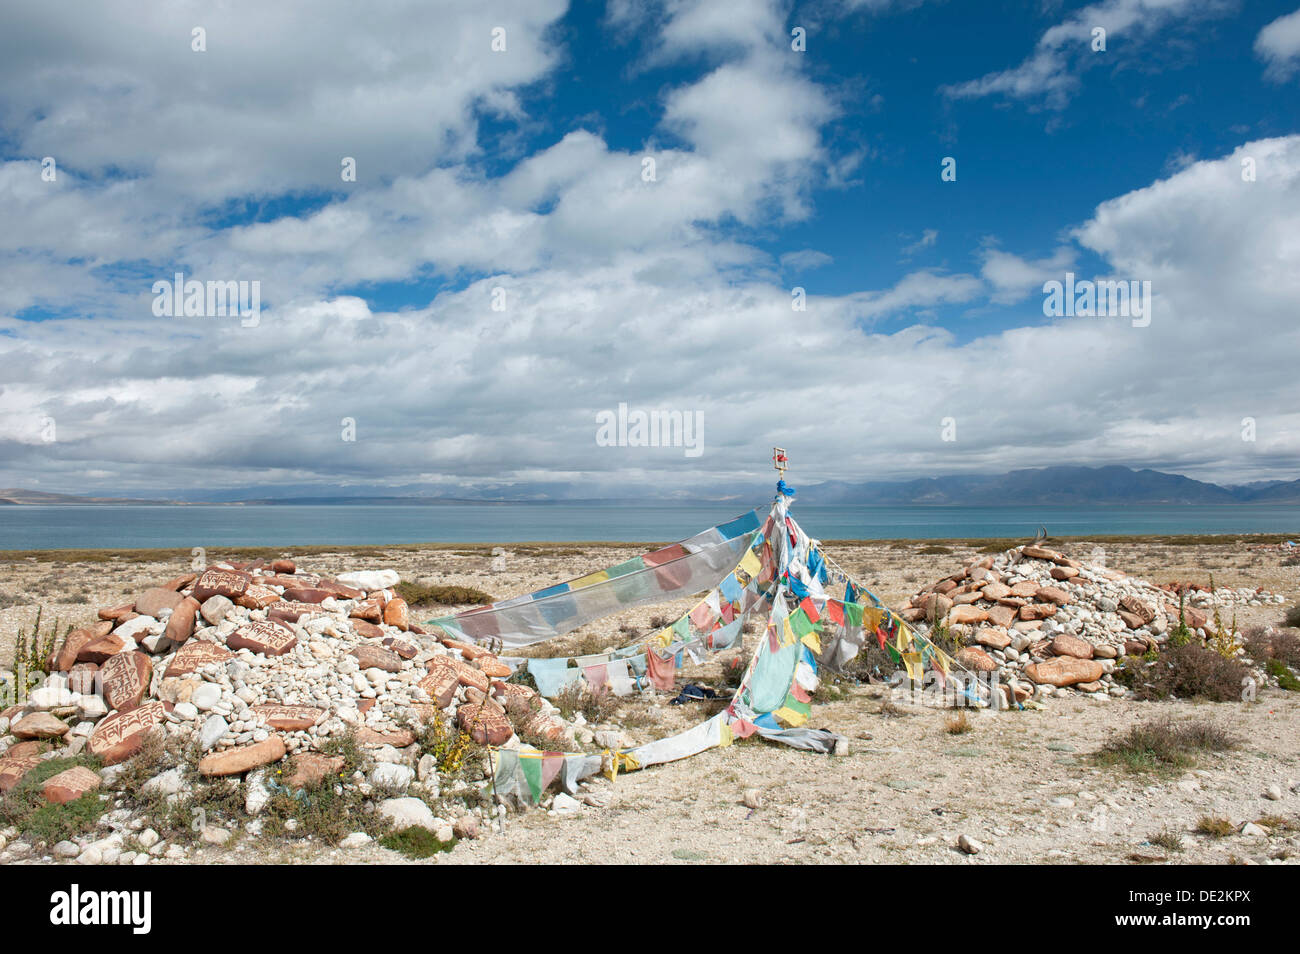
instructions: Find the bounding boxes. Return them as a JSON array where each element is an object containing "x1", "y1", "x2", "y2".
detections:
[
  {"x1": 979, "y1": 245, "x2": 1077, "y2": 303},
  {"x1": 1256, "y1": 7, "x2": 1300, "y2": 81},
  {"x1": 942, "y1": 0, "x2": 1227, "y2": 109}
]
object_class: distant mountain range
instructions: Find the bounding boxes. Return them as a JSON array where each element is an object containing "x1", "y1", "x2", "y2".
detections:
[{"x1": 3, "y1": 466, "x2": 1299, "y2": 506}]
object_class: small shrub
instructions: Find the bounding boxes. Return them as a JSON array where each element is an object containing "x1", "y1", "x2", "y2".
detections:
[
  {"x1": 1095, "y1": 718, "x2": 1238, "y2": 773},
  {"x1": 1128, "y1": 644, "x2": 1249, "y2": 702},
  {"x1": 1149, "y1": 826, "x2": 1184, "y2": 852},
  {"x1": 395, "y1": 582, "x2": 494, "y2": 606},
  {"x1": 552, "y1": 683, "x2": 618, "y2": 724},
  {"x1": 1266, "y1": 659, "x2": 1300, "y2": 691},
  {"x1": 0, "y1": 754, "x2": 106, "y2": 843},
  {"x1": 944, "y1": 711, "x2": 972, "y2": 735},
  {"x1": 1284, "y1": 605, "x2": 1300, "y2": 629},
  {"x1": 918, "y1": 545, "x2": 953, "y2": 555},
  {"x1": 380, "y1": 826, "x2": 456, "y2": 858},
  {"x1": 1195, "y1": 816, "x2": 1235, "y2": 838}
]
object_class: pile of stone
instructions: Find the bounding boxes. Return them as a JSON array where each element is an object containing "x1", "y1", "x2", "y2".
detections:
[
  {"x1": 898, "y1": 544, "x2": 1285, "y2": 704},
  {"x1": 0, "y1": 559, "x2": 585, "y2": 859}
]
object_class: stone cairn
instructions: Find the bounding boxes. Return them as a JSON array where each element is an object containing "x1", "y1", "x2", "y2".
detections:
[
  {"x1": 898, "y1": 544, "x2": 1286, "y2": 705},
  {"x1": 0, "y1": 560, "x2": 585, "y2": 859}
]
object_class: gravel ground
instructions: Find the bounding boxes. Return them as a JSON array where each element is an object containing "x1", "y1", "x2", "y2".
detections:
[{"x1": 3, "y1": 535, "x2": 1297, "y2": 865}]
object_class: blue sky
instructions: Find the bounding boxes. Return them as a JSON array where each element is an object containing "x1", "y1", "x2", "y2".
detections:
[{"x1": 1, "y1": 0, "x2": 1299, "y2": 498}]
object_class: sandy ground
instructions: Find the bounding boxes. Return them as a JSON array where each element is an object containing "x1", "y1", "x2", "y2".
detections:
[{"x1": 2, "y1": 536, "x2": 1298, "y2": 864}]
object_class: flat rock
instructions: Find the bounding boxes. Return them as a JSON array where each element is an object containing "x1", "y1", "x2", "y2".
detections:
[
  {"x1": 284, "y1": 752, "x2": 345, "y2": 790},
  {"x1": 378, "y1": 796, "x2": 437, "y2": 831},
  {"x1": 134, "y1": 587, "x2": 186, "y2": 618},
  {"x1": 267, "y1": 601, "x2": 325, "y2": 623},
  {"x1": 43, "y1": 766, "x2": 101, "y2": 804},
  {"x1": 251, "y1": 704, "x2": 323, "y2": 731},
  {"x1": 954, "y1": 647, "x2": 997, "y2": 673},
  {"x1": 198, "y1": 736, "x2": 287, "y2": 777},
  {"x1": 1024, "y1": 657, "x2": 1105, "y2": 687},
  {"x1": 418, "y1": 660, "x2": 459, "y2": 708},
  {"x1": 379, "y1": 637, "x2": 418, "y2": 660},
  {"x1": 985, "y1": 604, "x2": 1017, "y2": 628},
  {"x1": 349, "y1": 644, "x2": 403, "y2": 673},
  {"x1": 164, "y1": 597, "x2": 201, "y2": 643},
  {"x1": 227, "y1": 619, "x2": 297, "y2": 656},
  {"x1": 382, "y1": 597, "x2": 410, "y2": 631},
  {"x1": 355, "y1": 727, "x2": 416, "y2": 747},
  {"x1": 973, "y1": 627, "x2": 1011, "y2": 651},
  {"x1": 1049, "y1": 634, "x2": 1094, "y2": 660},
  {"x1": 12, "y1": 712, "x2": 70, "y2": 739},
  {"x1": 0, "y1": 754, "x2": 43, "y2": 792},
  {"x1": 87, "y1": 701, "x2": 171, "y2": 764},
  {"x1": 52, "y1": 621, "x2": 114, "y2": 671},
  {"x1": 164, "y1": 639, "x2": 234, "y2": 677},
  {"x1": 948, "y1": 605, "x2": 988, "y2": 625},
  {"x1": 1018, "y1": 603, "x2": 1058, "y2": 621},
  {"x1": 77, "y1": 634, "x2": 130, "y2": 665},
  {"x1": 192, "y1": 568, "x2": 252, "y2": 603},
  {"x1": 456, "y1": 702, "x2": 513, "y2": 745},
  {"x1": 100, "y1": 651, "x2": 153, "y2": 711}
]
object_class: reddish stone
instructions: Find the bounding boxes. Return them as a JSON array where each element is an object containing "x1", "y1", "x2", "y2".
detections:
[
  {"x1": 408, "y1": 624, "x2": 427, "y2": 636},
  {"x1": 935, "y1": 580, "x2": 958, "y2": 595},
  {"x1": 948, "y1": 605, "x2": 989, "y2": 625},
  {"x1": 1019, "y1": 603, "x2": 1058, "y2": 621},
  {"x1": 985, "y1": 605, "x2": 1017, "y2": 629},
  {"x1": 198, "y1": 736, "x2": 287, "y2": 776},
  {"x1": 272, "y1": 559, "x2": 297, "y2": 574},
  {"x1": 1009, "y1": 581, "x2": 1040, "y2": 598},
  {"x1": 1024, "y1": 657, "x2": 1105, "y2": 687},
  {"x1": 12, "y1": 712, "x2": 71, "y2": 739},
  {"x1": 352, "y1": 619, "x2": 384, "y2": 639},
  {"x1": 382, "y1": 597, "x2": 410, "y2": 632},
  {"x1": 1119, "y1": 595, "x2": 1156, "y2": 624},
  {"x1": 350, "y1": 644, "x2": 403, "y2": 673},
  {"x1": 0, "y1": 754, "x2": 42, "y2": 792},
  {"x1": 77, "y1": 634, "x2": 129, "y2": 665},
  {"x1": 492, "y1": 680, "x2": 541, "y2": 714},
  {"x1": 251, "y1": 704, "x2": 323, "y2": 731},
  {"x1": 474, "y1": 654, "x2": 512, "y2": 679},
  {"x1": 42, "y1": 766, "x2": 101, "y2": 804},
  {"x1": 236, "y1": 583, "x2": 281, "y2": 610},
  {"x1": 164, "y1": 597, "x2": 201, "y2": 644},
  {"x1": 6, "y1": 740, "x2": 50, "y2": 758},
  {"x1": 1123, "y1": 639, "x2": 1152, "y2": 656},
  {"x1": 164, "y1": 639, "x2": 234, "y2": 677},
  {"x1": 1035, "y1": 586, "x2": 1072, "y2": 605},
  {"x1": 357, "y1": 698, "x2": 376, "y2": 714},
  {"x1": 283, "y1": 752, "x2": 344, "y2": 789},
  {"x1": 281, "y1": 587, "x2": 336, "y2": 604},
  {"x1": 87, "y1": 701, "x2": 171, "y2": 764},
  {"x1": 516, "y1": 709, "x2": 566, "y2": 743},
  {"x1": 1050, "y1": 634, "x2": 1094, "y2": 659},
  {"x1": 161, "y1": 573, "x2": 198, "y2": 592},
  {"x1": 418, "y1": 659, "x2": 459, "y2": 708},
  {"x1": 441, "y1": 637, "x2": 490, "y2": 660},
  {"x1": 97, "y1": 603, "x2": 135, "y2": 623},
  {"x1": 52, "y1": 621, "x2": 113, "y2": 671},
  {"x1": 981, "y1": 582, "x2": 1011, "y2": 601},
  {"x1": 457, "y1": 702, "x2": 513, "y2": 746},
  {"x1": 1049, "y1": 566, "x2": 1079, "y2": 581},
  {"x1": 380, "y1": 637, "x2": 418, "y2": 660},
  {"x1": 135, "y1": 587, "x2": 186, "y2": 617},
  {"x1": 267, "y1": 601, "x2": 325, "y2": 623},
  {"x1": 192, "y1": 568, "x2": 252, "y2": 603},
  {"x1": 349, "y1": 598, "x2": 383, "y2": 622},
  {"x1": 1118, "y1": 610, "x2": 1145, "y2": 629},
  {"x1": 227, "y1": 619, "x2": 298, "y2": 656},
  {"x1": 442, "y1": 655, "x2": 489, "y2": 693},
  {"x1": 973, "y1": 627, "x2": 1011, "y2": 650},
  {"x1": 1021, "y1": 545, "x2": 1066, "y2": 562},
  {"x1": 318, "y1": 579, "x2": 364, "y2": 600},
  {"x1": 954, "y1": 647, "x2": 997, "y2": 673},
  {"x1": 355, "y1": 727, "x2": 415, "y2": 747},
  {"x1": 100, "y1": 651, "x2": 153, "y2": 711}
]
